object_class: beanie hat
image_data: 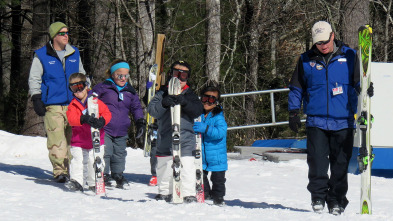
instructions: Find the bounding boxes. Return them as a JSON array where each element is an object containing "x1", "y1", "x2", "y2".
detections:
[
  {"x1": 312, "y1": 21, "x2": 332, "y2": 45},
  {"x1": 49, "y1": 22, "x2": 68, "y2": 39},
  {"x1": 170, "y1": 60, "x2": 192, "y2": 75}
]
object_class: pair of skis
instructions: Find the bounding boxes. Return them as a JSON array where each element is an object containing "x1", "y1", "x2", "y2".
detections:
[
  {"x1": 168, "y1": 77, "x2": 205, "y2": 204},
  {"x1": 357, "y1": 25, "x2": 374, "y2": 215}
]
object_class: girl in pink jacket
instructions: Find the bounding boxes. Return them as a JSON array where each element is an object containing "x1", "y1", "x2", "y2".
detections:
[{"x1": 66, "y1": 73, "x2": 112, "y2": 192}]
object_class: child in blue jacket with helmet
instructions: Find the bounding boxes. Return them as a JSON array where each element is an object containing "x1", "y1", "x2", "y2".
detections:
[{"x1": 193, "y1": 82, "x2": 227, "y2": 206}]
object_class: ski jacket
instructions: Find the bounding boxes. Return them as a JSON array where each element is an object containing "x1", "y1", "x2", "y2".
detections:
[
  {"x1": 29, "y1": 42, "x2": 86, "y2": 105},
  {"x1": 66, "y1": 91, "x2": 112, "y2": 149},
  {"x1": 93, "y1": 80, "x2": 144, "y2": 137},
  {"x1": 147, "y1": 86, "x2": 204, "y2": 157},
  {"x1": 288, "y1": 40, "x2": 360, "y2": 130},
  {"x1": 200, "y1": 110, "x2": 228, "y2": 172}
]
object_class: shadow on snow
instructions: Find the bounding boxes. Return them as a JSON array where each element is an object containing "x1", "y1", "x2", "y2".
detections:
[
  {"x1": 0, "y1": 162, "x2": 68, "y2": 189},
  {"x1": 225, "y1": 199, "x2": 309, "y2": 212}
]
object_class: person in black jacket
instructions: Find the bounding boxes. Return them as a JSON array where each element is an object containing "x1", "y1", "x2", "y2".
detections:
[{"x1": 147, "y1": 61, "x2": 204, "y2": 203}]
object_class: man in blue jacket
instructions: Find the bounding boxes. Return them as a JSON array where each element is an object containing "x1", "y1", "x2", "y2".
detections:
[
  {"x1": 28, "y1": 22, "x2": 86, "y2": 183},
  {"x1": 288, "y1": 21, "x2": 373, "y2": 215}
]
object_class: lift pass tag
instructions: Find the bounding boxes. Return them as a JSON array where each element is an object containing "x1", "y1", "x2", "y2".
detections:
[{"x1": 332, "y1": 86, "x2": 343, "y2": 95}]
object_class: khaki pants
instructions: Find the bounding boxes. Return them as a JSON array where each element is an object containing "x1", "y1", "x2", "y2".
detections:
[{"x1": 44, "y1": 105, "x2": 72, "y2": 178}]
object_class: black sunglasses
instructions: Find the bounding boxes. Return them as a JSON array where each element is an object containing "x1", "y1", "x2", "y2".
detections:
[
  {"x1": 69, "y1": 81, "x2": 87, "y2": 93},
  {"x1": 201, "y1": 94, "x2": 217, "y2": 105},
  {"x1": 315, "y1": 32, "x2": 333, "y2": 45}
]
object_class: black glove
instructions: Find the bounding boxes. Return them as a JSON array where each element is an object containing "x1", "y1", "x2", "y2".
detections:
[
  {"x1": 162, "y1": 95, "x2": 177, "y2": 108},
  {"x1": 289, "y1": 110, "x2": 301, "y2": 133},
  {"x1": 91, "y1": 117, "x2": 106, "y2": 129},
  {"x1": 135, "y1": 118, "x2": 146, "y2": 139},
  {"x1": 176, "y1": 94, "x2": 187, "y2": 106},
  {"x1": 31, "y1": 94, "x2": 46, "y2": 116},
  {"x1": 81, "y1": 114, "x2": 105, "y2": 129},
  {"x1": 367, "y1": 82, "x2": 374, "y2": 97},
  {"x1": 80, "y1": 114, "x2": 94, "y2": 125}
]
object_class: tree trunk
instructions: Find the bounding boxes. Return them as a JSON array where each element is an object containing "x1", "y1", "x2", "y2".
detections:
[
  {"x1": 206, "y1": 0, "x2": 221, "y2": 83},
  {"x1": 341, "y1": 0, "x2": 369, "y2": 49},
  {"x1": 136, "y1": 0, "x2": 155, "y2": 98},
  {"x1": 77, "y1": 0, "x2": 93, "y2": 75},
  {"x1": 22, "y1": 0, "x2": 50, "y2": 136},
  {"x1": 90, "y1": 0, "x2": 115, "y2": 84},
  {"x1": 244, "y1": 0, "x2": 262, "y2": 143},
  {"x1": 384, "y1": 0, "x2": 392, "y2": 62}
]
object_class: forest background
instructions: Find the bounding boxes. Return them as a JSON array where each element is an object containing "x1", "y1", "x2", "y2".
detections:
[{"x1": 0, "y1": 0, "x2": 392, "y2": 150}]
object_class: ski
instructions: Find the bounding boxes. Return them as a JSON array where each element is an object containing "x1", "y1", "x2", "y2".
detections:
[
  {"x1": 143, "y1": 34, "x2": 165, "y2": 157},
  {"x1": 87, "y1": 94, "x2": 106, "y2": 196},
  {"x1": 194, "y1": 116, "x2": 204, "y2": 203},
  {"x1": 143, "y1": 64, "x2": 158, "y2": 157},
  {"x1": 357, "y1": 25, "x2": 374, "y2": 215},
  {"x1": 168, "y1": 77, "x2": 183, "y2": 204}
]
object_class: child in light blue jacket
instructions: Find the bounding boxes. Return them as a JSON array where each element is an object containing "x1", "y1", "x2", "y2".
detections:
[{"x1": 193, "y1": 83, "x2": 227, "y2": 206}]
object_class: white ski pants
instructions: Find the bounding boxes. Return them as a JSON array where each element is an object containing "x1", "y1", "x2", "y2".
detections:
[
  {"x1": 70, "y1": 145, "x2": 105, "y2": 187},
  {"x1": 156, "y1": 156, "x2": 196, "y2": 196}
]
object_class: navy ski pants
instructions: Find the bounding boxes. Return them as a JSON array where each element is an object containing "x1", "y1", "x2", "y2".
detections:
[{"x1": 306, "y1": 127, "x2": 353, "y2": 208}]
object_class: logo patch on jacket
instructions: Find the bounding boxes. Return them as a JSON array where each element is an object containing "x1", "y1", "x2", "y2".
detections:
[
  {"x1": 69, "y1": 59, "x2": 77, "y2": 62},
  {"x1": 49, "y1": 61, "x2": 56, "y2": 64},
  {"x1": 316, "y1": 64, "x2": 323, "y2": 70},
  {"x1": 309, "y1": 61, "x2": 316, "y2": 67}
]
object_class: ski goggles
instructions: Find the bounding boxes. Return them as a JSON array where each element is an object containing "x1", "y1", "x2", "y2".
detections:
[
  {"x1": 69, "y1": 81, "x2": 87, "y2": 93},
  {"x1": 171, "y1": 68, "x2": 189, "y2": 82},
  {"x1": 315, "y1": 32, "x2": 332, "y2": 45},
  {"x1": 201, "y1": 94, "x2": 217, "y2": 105},
  {"x1": 114, "y1": 74, "x2": 130, "y2": 80}
]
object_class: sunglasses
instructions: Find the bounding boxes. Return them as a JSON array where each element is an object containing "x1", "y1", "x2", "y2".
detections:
[
  {"x1": 115, "y1": 74, "x2": 130, "y2": 80},
  {"x1": 69, "y1": 81, "x2": 87, "y2": 93},
  {"x1": 201, "y1": 94, "x2": 217, "y2": 105},
  {"x1": 57, "y1": 32, "x2": 69, "y2": 36},
  {"x1": 172, "y1": 68, "x2": 189, "y2": 82},
  {"x1": 315, "y1": 32, "x2": 332, "y2": 45}
]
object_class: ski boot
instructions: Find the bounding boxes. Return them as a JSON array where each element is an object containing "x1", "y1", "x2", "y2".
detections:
[
  {"x1": 312, "y1": 199, "x2": 325, "y2": 213},
  {"x1": 213, "y1": 196, "x2": 226, "y2": 206},
  {"x1": 65, "y1": 179, "x2": 83, "y2": 192},
  {"x1": 112, "y1": 173, "x2": 130, "y2": 190}
]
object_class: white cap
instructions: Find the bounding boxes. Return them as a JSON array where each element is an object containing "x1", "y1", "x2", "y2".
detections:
[{"x1": 312, "y1": 21, "x2": 332, "y2": 45}]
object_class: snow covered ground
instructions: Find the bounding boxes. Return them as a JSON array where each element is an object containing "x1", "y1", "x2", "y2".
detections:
[{"x1": 1, "y1": 130, "x2": 393, "y2": 221}]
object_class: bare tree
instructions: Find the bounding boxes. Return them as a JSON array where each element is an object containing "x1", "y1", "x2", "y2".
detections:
[
  {"x1": 383, "y1": 0, "x2": 392, "y2": 62},
  {"x1": 340, "y1": 0, "x2": 370, "y2": 49},
  {"x1": 90, "y1": 0, "x2": 115, "y2": 83},
  {"x1": 136, "y1": 0, "x2": 155, "y2": 98},
  {"x1": 206, "y1": 0, "x2": 221, "y2": 82},
  {"x1": 22, "y1": 0, "x2": 50, "y2": 136}
]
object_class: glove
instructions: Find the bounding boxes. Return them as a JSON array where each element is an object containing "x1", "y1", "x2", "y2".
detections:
[
  {"x1": 176, "y1": 94, "x2": 187, "y2": 106},
  {"x1": 31, "y1": 94, "x2": 46, "y2": 116},
  {"x1": 80, "y1": 114, "x2": 94, "y2": 125},
  {"x1": 162, "y1": 95, "x2": 177, "y2": 108},
  {"x1": 91, "y1": 117, "x2": 106, "y2": 129},
  {"x1": 81, "y1": 114, "x2": 105, "y2": 129},
  {"x1": 135, "y1": 118, "x2": 146, "y2": 139},
  {"x1": 146, "y1": 81, "x2": 153, "y2": 90},
  {"x1": 367, "y1": 82, "x2": 374, "y2": 97},
  {"x1": 193, "y1": 121, "x2": 208, "y2": 134},
  {"x1": 289, "y1": 110, "x2": 301, "y2": 133}
]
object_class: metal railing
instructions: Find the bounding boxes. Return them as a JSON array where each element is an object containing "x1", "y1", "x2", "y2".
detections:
[{"x1": 221, "y1": 88, "x2": 306, "y2": 131}]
